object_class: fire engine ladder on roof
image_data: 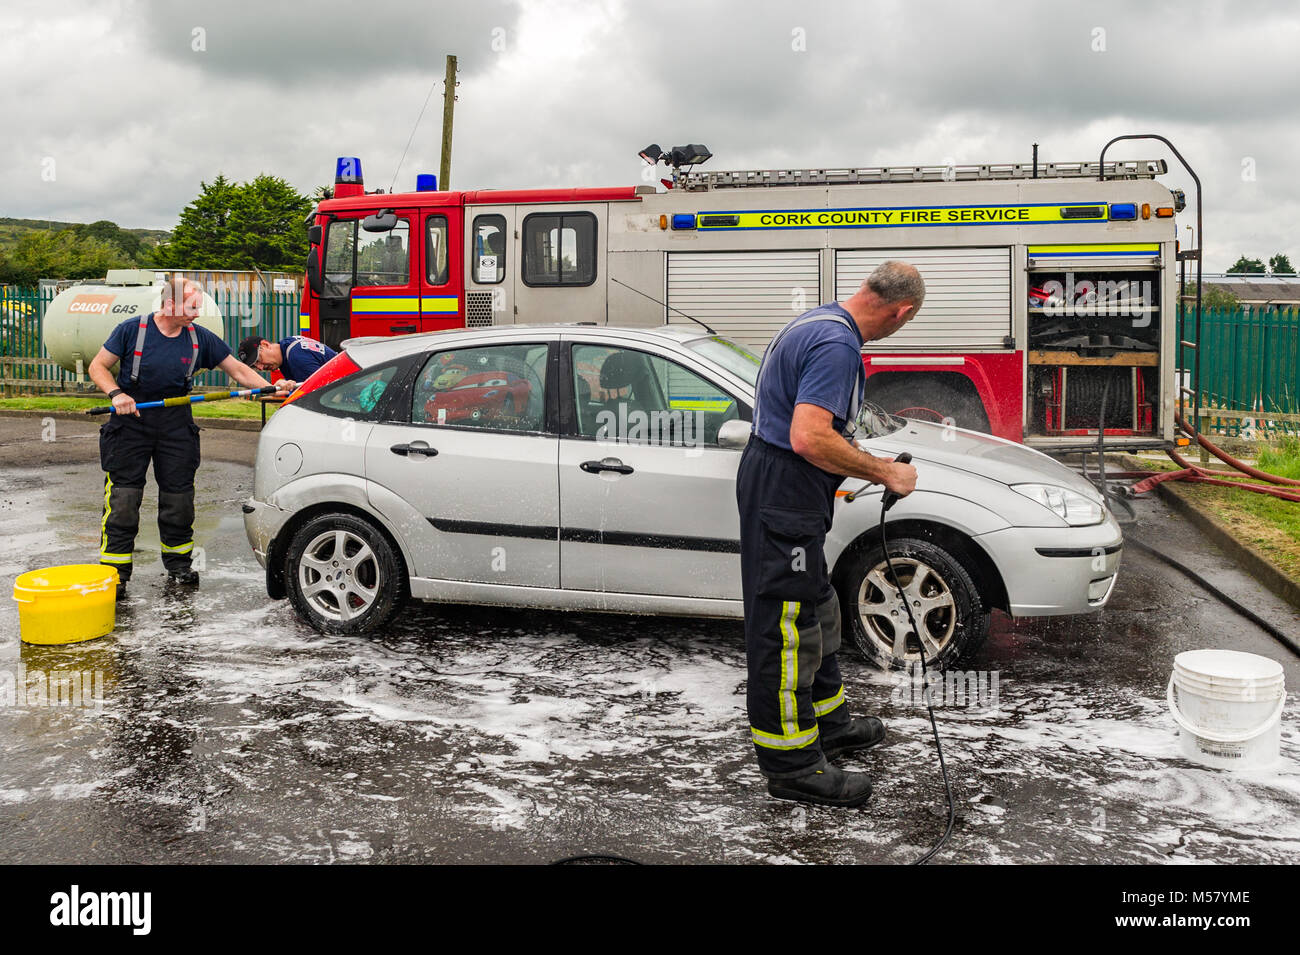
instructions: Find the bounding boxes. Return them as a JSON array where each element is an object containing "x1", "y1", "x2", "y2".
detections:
[
  {"x1": 1100, "y1": 135, "x2": 1203, "y2": 451},
  {"x1": 676, "y1": 158, "x2": 1167, "y2": 190}
]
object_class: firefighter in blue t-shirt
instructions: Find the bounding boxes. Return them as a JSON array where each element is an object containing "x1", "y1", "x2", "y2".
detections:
[
  {"x1": 87, "y1": 279, "x2": 292, "y2": 596},
  {"x1": 737, "y1": 261, "x2": 922, "y2": 808},
  {"x1": 235, "y1": 334, "x2": 337, "y2": 390}
]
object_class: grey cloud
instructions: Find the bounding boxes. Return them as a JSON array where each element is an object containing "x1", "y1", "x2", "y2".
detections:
[{"x1": 131, "y1": 0, "x2": 522, "y2": 83}]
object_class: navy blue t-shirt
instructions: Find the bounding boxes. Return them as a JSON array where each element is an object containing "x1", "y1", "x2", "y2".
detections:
[
  {"x1": 278, "y1": 336, "x2": 336, "y2": 382},
  {"x1": 103, "y1": 314, "x2": 231, "y2": 402},
  {"x1": 752, "y1": 303, "x2": 865, "y2": 452}
]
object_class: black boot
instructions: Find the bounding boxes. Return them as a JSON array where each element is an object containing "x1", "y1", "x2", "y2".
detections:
[
  {"x1": 821, "y1": 717, "x2": 887, "y2": 760},
  {"x1": 767, "y1": 764, "x2": 872, "y2": 807},
  {"x1": 166, "y1": 567, "x2": 199, "y2": 586}
]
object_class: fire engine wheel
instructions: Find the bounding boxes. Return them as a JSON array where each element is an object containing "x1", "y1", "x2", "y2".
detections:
[
  {"x1": 867, "y1": 379, "x2": 991, "y2": 433},
  {"x1": 285, "y1": 513, "x2": 403, "y2": 635},
  {"x1": 894, "y1": 406, "x2": 947, "y2": 423},
  {"x1": 839, "y1": 536, "x2": 989, "y2": 671}
]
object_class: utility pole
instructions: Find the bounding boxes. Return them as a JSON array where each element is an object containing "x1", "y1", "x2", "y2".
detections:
[{"x1": 439, "y1": 54, "x2": 458, "y2": 190}]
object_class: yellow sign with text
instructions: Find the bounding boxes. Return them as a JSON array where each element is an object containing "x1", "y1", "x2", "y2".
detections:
[{"x1": 698, "y1": 204, "x2": 1106, "y2": 230}]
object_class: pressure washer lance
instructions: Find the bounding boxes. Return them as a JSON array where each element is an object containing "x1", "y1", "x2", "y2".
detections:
[
  {"x1": 847, "y1": 451, "x2": 957, "y2": 864},
  {"x1": 84, "y1": 386, "x2": 280, "y2": 415}
]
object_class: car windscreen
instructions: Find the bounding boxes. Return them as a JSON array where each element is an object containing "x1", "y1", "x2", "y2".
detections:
[
  {"x1": 684, "y1": 336, "x2": 761, "y2": 388},
  {"x1": 854, "y1": 398, "x2": 906, "y2": 438}
]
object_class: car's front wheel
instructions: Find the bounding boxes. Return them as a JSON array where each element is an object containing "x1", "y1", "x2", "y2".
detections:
[
  {"x1": 839, "y1": 536, "x2": 989, "y2": 670},
  {"x1": 285, "y1": 513, "x2": 403, "y2": 634}
]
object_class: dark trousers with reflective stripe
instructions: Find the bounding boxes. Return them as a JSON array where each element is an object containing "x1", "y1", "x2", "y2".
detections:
[
  {"x1": 99, "y1": 408, "x2": 200, "y2": 580},
  {"x1": 737, "y1": 436, "x2": 851, "y2": 780}
]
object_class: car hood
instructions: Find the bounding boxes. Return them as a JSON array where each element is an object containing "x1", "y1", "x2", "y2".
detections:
[{"x1": 862, "y1": 419, "x2": 1104, "y2": 501}]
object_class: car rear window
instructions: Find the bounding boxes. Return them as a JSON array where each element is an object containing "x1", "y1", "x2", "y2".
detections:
[{"x1": 317, "y1": 365, "x2": 401, "y2": 418}]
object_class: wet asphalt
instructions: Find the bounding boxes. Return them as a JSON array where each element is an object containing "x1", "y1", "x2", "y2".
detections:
[{"x1": 0, "y1": 414, "x2": 1297, "y2": 864}]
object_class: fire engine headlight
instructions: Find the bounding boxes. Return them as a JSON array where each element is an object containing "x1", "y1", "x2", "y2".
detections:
[{"x1": 1011, "y1": 483, "x2": 1105, "y2": 526}]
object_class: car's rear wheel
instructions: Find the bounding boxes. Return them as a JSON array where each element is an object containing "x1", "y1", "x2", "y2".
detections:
[
  {"x1": 285, "y1": 513, "x2": 403, "y2": 635},
  {"x1": 839, "y1": 536, "x2": 989, "y2": 670}
]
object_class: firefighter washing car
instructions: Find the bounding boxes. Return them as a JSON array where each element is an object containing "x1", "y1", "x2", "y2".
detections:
[{"x1": 86, "y1": 278, "x2": 294, "y2": 597}]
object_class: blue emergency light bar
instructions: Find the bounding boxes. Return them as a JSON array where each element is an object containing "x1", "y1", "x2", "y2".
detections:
[
  {"x1": 335, "y1": 157, "x2": 363, "y2": 184},
  {"x1": 1108, "y1": 203, "x2": 1138, "y2": 220},
  {"x1": 671, "y1": 214, "x2": 697, "y2": 230},
  {"x1": 416, "y1": 173, "x2": 438, "y2": 191}
]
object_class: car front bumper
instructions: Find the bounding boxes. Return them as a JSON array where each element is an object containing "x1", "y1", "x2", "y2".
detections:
[{"x1": 975, "y1": 513, "x2": 1124, "y2": 616}]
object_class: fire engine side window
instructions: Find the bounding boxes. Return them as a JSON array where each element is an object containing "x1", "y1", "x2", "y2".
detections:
[
  {"x1": 323, "y1": 220, "x2": 356, "y2": 297},
  {"x1": 472, "y1": 214, "x2": 506, "y2": 284},
  {"x1": 426, "y1": 216, "x2": 449, "y2": 286},
  {"x1": 355, "y1": 219, "x2": 410, "y2": 287},
  {"x1": 522, "y1": 212, "x2": 596, "y2": 287}
]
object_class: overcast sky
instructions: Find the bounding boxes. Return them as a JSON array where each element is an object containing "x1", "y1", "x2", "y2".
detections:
[{"x1": 3, "y1": 0, "x2": 1297, "y2": 271}]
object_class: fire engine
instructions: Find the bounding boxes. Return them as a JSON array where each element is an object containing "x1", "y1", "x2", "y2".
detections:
[{"x1": 300, "y1": 144, "x2": 1190, "y2": 449}]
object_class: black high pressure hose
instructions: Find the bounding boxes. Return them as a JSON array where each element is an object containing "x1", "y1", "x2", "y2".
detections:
[
  {"x1": 1086, "y1": 374, "x2": 1298, "y2": 653},
  {"x1": 877, "y1": 452, "x2": 957, "y2": 864}
]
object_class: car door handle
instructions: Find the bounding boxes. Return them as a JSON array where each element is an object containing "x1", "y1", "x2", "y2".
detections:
[
  {"x1": 391, "y1": 442, "x2": 438, "y2": 457},
  {"x1": 580, "y1": 458, "x2": 633, "y2": 475},
  {"x1": 390, "y1": 323, "x2": 417, "y2": 334}
]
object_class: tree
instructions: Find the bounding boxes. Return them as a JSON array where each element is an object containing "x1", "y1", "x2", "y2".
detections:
[
  {"x1": 71, "y1": 220, "x2": 143, "y2": 259},
  {"x1": 1184, "y1": 282, "x2": 1239, "y2": 309},
  {"x1": 1268, "y1": 253, "x2": 1296, "y2": 275},
  {"x1": 0, "y1": 229, "x2": 133, "y2": 285},
  {"x1": 1227, "y1": 255, "x2": 1266, "y2": 274},
  {"x1": 152, "y1": 174, "x2": 312, "y2": 271}
]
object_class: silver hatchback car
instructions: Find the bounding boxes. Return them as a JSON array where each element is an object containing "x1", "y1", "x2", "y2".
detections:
[{"x1": 243, "y1": 324, "x2": 1122, "y2": 669}]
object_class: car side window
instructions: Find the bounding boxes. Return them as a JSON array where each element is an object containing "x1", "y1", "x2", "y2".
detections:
[
  {"x1": 412, "y1": 343, "x2": 549, "y2": 433},
  {"x1": 571, "y1": 345, "x2": 739, "y2": 446}
]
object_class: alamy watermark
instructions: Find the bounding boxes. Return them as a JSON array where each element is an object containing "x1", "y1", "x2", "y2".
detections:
[
  {"x1": 890, "y1": 664, "x2": 1001, "y2": 711},
  {"x1": 1, "y1": 666, "x2": 106, "y2": 710}
]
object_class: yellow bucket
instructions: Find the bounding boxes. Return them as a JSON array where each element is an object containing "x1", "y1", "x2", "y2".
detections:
[{"x1": 12, "y1": 564, "x2": 118, "y2": 645}]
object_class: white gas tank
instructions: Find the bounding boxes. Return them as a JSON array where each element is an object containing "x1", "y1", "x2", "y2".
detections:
[{"x1": 42, "y1": 270, "x2": 224, "y2": 374}]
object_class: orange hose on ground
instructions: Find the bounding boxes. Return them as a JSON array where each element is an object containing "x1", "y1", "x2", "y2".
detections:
[{"x1": 1174, "y1": 412, "x2": 1300, "y2": 487}]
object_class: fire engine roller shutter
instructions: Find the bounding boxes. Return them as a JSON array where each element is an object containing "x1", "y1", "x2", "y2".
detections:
[
  {"x1": 835, "y1": 248, "x2": 1012, "y2": 350},
  {"x1": 666, "y1": 251, "x2": 821, "y2": 351}
]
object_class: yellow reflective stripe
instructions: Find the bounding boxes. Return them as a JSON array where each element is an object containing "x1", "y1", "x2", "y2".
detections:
[
  {"x1": 668, "y1": 398, "x2": 735, "y2": 412},
  {"x1": 751, "y1": 725, "x2": 820, "y2": 750},
  {"x1": 699, "y1": 205, "x2": 1106, "y2": 231},
  {"x1": 100, "y1": 475, "x2": 113, "y2": 558},
  {"x1": 298, "y1": 313, "x2": 310, "y2": 329},
  {"x1": 99, "y1": 553, "x2": 133, "y2": 564},
  {"x1": 420, "y1": 295, "x2": 460, "y2": 313},
  {"x1": 1028, "y1": 243, "x2": 1160, "y2": 255},
  {"x1": 350, "y1": 296, "x2": 420, "y2": 314},
  {"x1": 161, "y1": 541, "x2": 193, "y2": 555},
  {"x1": 779, "y1": 600, "x2": 800, "y2": 738},
  {"x1": 813, "y1": 685, "x2": 846, "y2": 717}
]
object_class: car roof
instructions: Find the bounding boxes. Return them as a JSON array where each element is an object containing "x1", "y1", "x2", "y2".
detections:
[{"x1": 342, "y1": 323, "x2": 715, "y2": 364}]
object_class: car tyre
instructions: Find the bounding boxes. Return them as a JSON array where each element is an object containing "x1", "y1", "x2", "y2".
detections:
[
  {"x1": 839, "y1": 535, "x2": 989, "y2": 670},
  {"x1": 285, "y1": 513, "x2": 403, "y2": 635}
]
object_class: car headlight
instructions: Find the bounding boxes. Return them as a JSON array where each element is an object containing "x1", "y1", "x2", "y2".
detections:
[{"x1": 1011, "y1": 483, "x2": 1105, "y2": 526}]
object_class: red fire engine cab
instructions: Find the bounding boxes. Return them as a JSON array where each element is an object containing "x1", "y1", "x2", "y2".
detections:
[{"x1": 301, "y1": 148, "x2": 1186, "y2": 450}]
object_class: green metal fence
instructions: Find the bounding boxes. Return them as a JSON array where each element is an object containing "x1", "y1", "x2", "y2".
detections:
[
  {"x1": 1180, "y1": 305, "x2": 1300, "y2": 436},
  {"x1": 0, "y1": 285, "x2": 304, "y2": 391}
]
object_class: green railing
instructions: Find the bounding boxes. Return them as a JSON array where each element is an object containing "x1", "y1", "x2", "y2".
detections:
[
  {"x1": 0, "y1": 285, "x2": 304, "y2": 391},
  {"x1": 1180, "y1": 305, "x2": 1300, "y2": 436}
]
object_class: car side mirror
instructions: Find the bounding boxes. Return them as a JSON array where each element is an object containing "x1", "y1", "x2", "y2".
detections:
[
  {"x1": 717, "y1": 419, "x2": 750, "y2": 450},
  {"x1": 307, "y1": 224, "x2": 322, "y2": 245}
]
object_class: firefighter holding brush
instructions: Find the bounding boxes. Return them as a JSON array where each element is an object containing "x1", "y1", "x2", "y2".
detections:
[
  {"x1": 737, "y1": 261, "x2": 923, "y2": 807},
  {"x1": 87, "y1": 277, "x2": 292, "y2": 597}
]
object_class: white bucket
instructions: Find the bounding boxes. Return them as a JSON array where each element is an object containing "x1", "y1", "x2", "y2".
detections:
[{"x1": 1167, "y1": 649, "x2": 1286, "y2": 770}]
